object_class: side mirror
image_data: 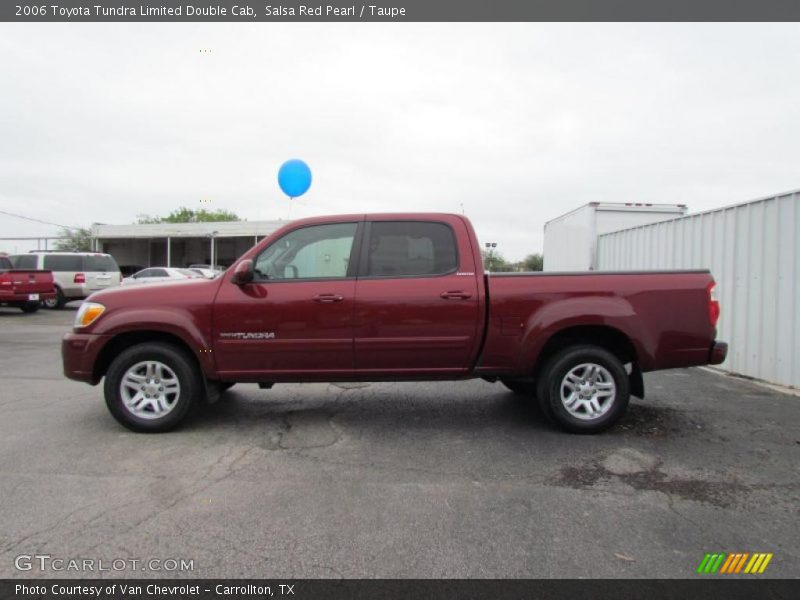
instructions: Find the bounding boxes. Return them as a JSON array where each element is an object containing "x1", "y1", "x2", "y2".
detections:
[{"x1": 231, "y1": 259, "x2": 254, "y2": 285}]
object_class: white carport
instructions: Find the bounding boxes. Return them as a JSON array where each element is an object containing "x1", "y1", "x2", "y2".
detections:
[{"x1": 92, "y1": 220, "x2": 285, "y2": 270}]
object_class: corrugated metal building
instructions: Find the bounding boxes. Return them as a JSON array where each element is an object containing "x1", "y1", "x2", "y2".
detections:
[{"x1": 596, "y1": 190, "x2": 800, "y2": 388}]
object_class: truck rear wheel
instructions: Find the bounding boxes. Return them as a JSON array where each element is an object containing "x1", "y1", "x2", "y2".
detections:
[
  {"x1": 104, "y1": 342, "x2": 201, "y2": 432},
  {"x1": 536, "y1": 345, "x2": 629, "y2": 434}
]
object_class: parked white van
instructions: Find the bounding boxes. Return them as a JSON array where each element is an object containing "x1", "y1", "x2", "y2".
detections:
[{"x1": 10, "y1": 251, "x2": 122, "y2": 309}]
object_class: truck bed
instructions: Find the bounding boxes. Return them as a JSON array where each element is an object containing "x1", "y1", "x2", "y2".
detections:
[{"x1": 478, "y1": 269, "x2": 717, "y2": 375}]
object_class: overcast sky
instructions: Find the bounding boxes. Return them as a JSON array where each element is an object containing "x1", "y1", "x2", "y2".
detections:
[{"x1": 1, "y1": 23, "x2": 799, "y2": 259}]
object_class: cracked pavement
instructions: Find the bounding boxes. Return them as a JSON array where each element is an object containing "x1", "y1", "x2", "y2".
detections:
[{"x1": 1, "y1": 307, "x2": 798, "y2": 578}]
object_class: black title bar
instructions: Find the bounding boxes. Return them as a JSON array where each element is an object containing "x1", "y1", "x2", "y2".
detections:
[
  {"x1": 3, "y1": 0, "x2": 800, "y2": 22},
  {"x1": 2, "y1": 579, "x2": 799, "y2": 600}
]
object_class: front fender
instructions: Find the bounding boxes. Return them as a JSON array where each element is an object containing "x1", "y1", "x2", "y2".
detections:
[{"x1": 89, "y1": 307, "x2": 216, "y2": 378}]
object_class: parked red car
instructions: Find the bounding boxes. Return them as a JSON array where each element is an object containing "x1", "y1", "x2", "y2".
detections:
[
  {"x1": 62, "y1": 214, "x2": 726, "y2": 433},
  {"x1": 0, "y1": 255, "x2": 56, "y2": 313}
]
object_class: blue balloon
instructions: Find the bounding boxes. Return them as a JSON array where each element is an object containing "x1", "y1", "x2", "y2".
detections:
[{"x1": 278, "y1": 159, "x2": 312, "y2": 198}]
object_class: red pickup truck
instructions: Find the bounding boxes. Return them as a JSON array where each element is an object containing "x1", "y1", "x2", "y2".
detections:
[
  {"x1": 0, "y1": 256, "x2": 56, "y2": 313},
  {"x1": 62, "y1": 213, "x2": 727, "y2": 434}
]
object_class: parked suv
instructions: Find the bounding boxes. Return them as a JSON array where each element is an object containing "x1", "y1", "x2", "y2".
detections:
[{"x1": 11, "y1": 251, "x2": 122, "y2": 309}]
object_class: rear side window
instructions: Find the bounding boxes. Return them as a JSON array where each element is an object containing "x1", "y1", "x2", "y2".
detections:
[
  {"x1": 149, "y1": 269, "x2": 169, "y2": 277},
  {"x1": 364, "y1": 221, "x2": 458, "y2": 277},
  {"x1": 10, "y1": 255, "x2": 37, "y2": 269},
  {"x1": 83, "y1": 255, "x2": 119, "y2": 272},
  {"x1": 43, "y1": 255, "x2": 83, "y2": 271}
]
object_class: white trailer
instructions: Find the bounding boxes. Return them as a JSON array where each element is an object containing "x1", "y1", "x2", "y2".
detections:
[{"x1": 543, "y1": 202, "x2": 687, "y2": 271}]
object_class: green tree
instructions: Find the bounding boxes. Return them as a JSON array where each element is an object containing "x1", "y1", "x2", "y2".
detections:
[
  {"x1": 519, "y1": 253, "x2": 544, "y2": 271},
  {"x1": 54, "y1": 227, "x2": 93, "y2": 252},
  {"x1": 137, "y1": 207, "x2": 240, "y2": 224},
  {"x1": 481, "y1": 250, "x2": 515, "y2": 272}
]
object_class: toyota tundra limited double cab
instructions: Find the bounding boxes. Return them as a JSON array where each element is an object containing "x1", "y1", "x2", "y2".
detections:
[{"x1": 62, "y1": 213, "x2": 727, "y2": 434}]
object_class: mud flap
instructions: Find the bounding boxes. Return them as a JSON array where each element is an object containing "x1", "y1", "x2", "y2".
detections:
[{"x1": 204, "y1": 381, "x2": 222, "y2": 404}]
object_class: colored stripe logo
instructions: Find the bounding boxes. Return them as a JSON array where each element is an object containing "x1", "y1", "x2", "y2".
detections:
[{"x1": 697, "y1": 552, "x2": 773, "y2": 574}]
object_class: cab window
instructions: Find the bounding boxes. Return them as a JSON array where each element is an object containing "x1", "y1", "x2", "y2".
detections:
[
  {"x1": 254, "y1": 223, "x2": 358, "y2": 281},
  {"x1": 363, "y1": 221, "x2": 458, "y2": 277}
]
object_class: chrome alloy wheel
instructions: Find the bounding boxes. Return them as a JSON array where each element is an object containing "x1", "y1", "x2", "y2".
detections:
[
  {"x1": 560, "y1": 363, "x2": 616, "y2": 421},
  {"x1": 119, "y1": 361, "x2": 181, "y2": 420}
]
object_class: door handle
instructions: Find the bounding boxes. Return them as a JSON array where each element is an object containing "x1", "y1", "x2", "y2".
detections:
[
  {"x1": 440, "y1": 291, "x2": 472, "y2": 300},
  {"x1": 313, "y1": 293, "x2": 344, "y2": 303}
]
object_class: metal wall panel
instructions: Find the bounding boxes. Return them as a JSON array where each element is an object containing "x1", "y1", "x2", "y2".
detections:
[{"x1": 596, "y1": 191, "x2": 799, "y2": 388}]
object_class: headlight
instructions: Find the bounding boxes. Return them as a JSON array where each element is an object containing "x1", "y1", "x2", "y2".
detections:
[{"x1": 75, "y1": 302, "x2": 106, "y2": 328}]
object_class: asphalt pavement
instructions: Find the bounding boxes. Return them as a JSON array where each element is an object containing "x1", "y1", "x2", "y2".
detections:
[{"x1": 0, "y1": 305, "x2": 798, "y2": 578}]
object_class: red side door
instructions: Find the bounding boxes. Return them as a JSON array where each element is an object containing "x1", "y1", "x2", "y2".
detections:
[
  {"x1": 212, "y1": 221, "x2": 361, "y2": 381},
  {"x1": 353, "y1": 218, "x2": 482, "y2": 376}
]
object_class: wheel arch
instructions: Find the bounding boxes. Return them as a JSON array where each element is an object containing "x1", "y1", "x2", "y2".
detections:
[
  {"x1": 531, "y1": 324, "x2": 644, "y2": 399},
  {"x1": 93, "y1": 330, "x2": 208, "y2": 383}
]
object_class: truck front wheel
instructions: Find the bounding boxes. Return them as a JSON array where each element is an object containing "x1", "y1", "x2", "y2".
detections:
[
  {"x1": 536, "y1": 345, "x2": 630, "y2": 434},
  {"x1": 104, "y1": 342, "x2": 201, "y2": 432}
]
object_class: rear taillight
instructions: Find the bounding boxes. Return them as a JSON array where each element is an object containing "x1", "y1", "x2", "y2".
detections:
[
  {"x1": 707, "y1": 281, "x2": 720, "y2": 327},
  {"x1": 74, "y1": 273, "x2": 86, "y2": 284}
]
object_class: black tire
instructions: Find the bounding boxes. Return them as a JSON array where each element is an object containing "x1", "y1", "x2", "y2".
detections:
[
  {"x1": 104, "y1": 342, "x2": 201, "y2": 433},
  {"x1": 20, "y1": 302, "x2": 40, "y2": 313},
  {"x1": 43, "y1": 287, "x2": 65, "y2": 309},
  {"x1": 536, "y1": 345, "x2": 630, "y2": 434},
  {"x1": 501, "y1": 379, "x2": 537, "y2": 397}
]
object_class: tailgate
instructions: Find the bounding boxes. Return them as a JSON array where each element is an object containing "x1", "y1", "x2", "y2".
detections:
[
  {"x1": 86, "y1": 271, "x2": 118, "y2": 291},
  {"x1": 1, "y1": 270, "x2": 55, "y2": 294}
]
